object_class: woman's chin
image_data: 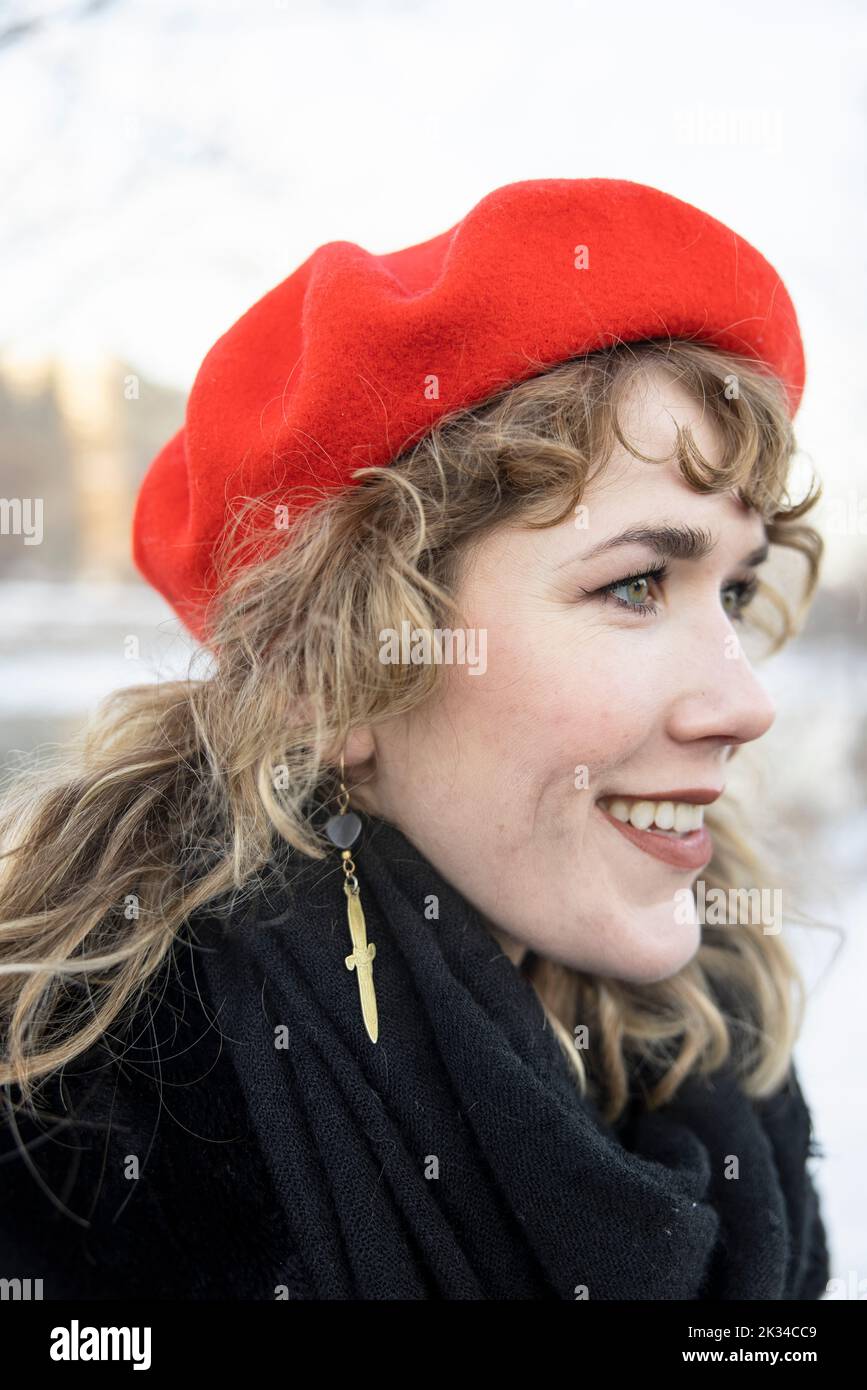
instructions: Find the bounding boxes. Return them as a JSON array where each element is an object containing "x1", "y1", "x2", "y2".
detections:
[
  {"x1": 612, "y1": 903, "x2": 703, "y2": 983},
  {"x1": 552, "y1": 899, "x2": 702, "y2": 983}
]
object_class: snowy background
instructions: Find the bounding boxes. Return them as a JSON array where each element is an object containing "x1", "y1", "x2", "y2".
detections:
[{"x1": 0, "y1": 0, "x2": 865, "y2": 1294}]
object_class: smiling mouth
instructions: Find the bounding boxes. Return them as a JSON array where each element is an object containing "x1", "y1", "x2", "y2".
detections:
[
  {"x1": 596, "y1": 794, "x2": 714, "y2": 835},
  {"x1": 595, "y1": 792, "x2": 720, "y2": 870}
]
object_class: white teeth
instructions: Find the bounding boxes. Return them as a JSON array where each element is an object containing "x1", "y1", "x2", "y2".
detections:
[
  {"x1": 654, "y1": 800, "x2": 675, "y2": 830},
  {"x1": 629, "y1": 800, "x2": 655, "y2": 830},
  {"x1": 600, "y1": 796, "x2": 706, "y2": 834}
]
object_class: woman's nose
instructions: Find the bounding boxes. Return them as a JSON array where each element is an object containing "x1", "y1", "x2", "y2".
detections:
[{"x1": 665, "y1": 623, "x2": 777, "y2": 748}]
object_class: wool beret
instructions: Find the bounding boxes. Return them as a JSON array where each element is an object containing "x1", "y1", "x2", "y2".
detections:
[{"x1": 132, "y1": 177, "x2": 805, "y2": 642}]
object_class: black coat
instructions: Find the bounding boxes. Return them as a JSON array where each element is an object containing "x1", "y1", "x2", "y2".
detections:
[{"x1": 0, "y1": 810, "x2": 830, "y2": 1300}]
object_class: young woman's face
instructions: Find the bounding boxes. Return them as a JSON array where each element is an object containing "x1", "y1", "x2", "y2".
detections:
[{"x1": 347, "y1": 365, "x2": 776, "y2": 983}]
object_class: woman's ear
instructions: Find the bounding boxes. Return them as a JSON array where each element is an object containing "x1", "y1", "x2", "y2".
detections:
[
  {"x1": 342, "y1": 725, "x2": 376, "y2": 772},
  {"x1": 321, "y1": 725, "x2": 376, "y2": 774}
]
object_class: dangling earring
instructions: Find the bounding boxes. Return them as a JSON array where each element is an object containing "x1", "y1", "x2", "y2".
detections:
[{"x1": 324, "y1": 752, "x2": 379, "y2": 1044}]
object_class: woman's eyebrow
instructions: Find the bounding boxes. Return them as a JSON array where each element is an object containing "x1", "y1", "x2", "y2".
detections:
[{"x1": 563, "y1": 523, "x2": 769, "y2": 568}]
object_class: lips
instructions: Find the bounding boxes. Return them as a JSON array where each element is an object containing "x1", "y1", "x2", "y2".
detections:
[
  {"x1": 594, "y1": 789, "x2": 720, "y2": 871},
  {"x1": 603, "y1": 788, "x2": 724, "y2": 807}
]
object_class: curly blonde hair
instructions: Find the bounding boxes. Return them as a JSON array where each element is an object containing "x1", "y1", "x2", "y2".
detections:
[{"x1": 0, "y1": 338, "x2": 823, "y2": 1126}]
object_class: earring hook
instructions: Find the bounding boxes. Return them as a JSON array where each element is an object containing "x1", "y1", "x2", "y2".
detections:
[{"x1": 337, "y1": 749, "x2": 350, "y2": 814}]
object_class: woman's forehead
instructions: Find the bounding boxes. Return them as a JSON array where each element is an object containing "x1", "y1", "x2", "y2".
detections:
[{"x1": 612, "y1": 368, "x2": 724, "y2": 458}]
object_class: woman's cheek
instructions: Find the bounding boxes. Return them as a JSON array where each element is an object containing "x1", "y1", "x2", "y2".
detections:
[{"x1": 566, "y1": 691, "x2": 661, "y2": 784}]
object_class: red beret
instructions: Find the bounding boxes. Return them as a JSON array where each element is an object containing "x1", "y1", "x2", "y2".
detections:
[{"x1": 133, "y1": 177, "x2": 805, "y2": 642}]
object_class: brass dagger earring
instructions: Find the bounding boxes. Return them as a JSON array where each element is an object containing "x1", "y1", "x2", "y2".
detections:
[{"x1": 324, "y1": 753, "x2": 379, "y2": 1044}]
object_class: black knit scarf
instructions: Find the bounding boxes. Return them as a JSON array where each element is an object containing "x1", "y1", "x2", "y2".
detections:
[{"x1": 196, "y1": 807, "x2": 827, "y2": 1300}]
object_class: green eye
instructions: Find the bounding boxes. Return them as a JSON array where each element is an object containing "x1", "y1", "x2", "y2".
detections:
[
  {"x1": 613, "y1": 576, "x2": 651, "y2": 605},
  {"x1": 594, "y1": 567, "x2": 760, "y2": 621},
  {"x1": 596, "y1": 565, "x2": 667, "y2": 617},
  {"x1": 722, "y1": 577, "x2": 759, "y2": 619}
]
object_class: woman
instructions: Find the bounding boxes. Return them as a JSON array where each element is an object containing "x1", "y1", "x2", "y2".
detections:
[{"x1": 0, "y1": 178, "x2": 830, "y2": 1300}]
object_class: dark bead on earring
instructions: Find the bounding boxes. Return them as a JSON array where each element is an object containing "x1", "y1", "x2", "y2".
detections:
[{"x1": 325, "y1": 810, "x2": 362, "y2": 849}]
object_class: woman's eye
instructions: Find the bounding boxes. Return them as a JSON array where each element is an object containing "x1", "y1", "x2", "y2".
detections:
[
  {"x1": 594, "y1": 568, "x2": 760, "y2": 620},
  {"x1": 721, "y1": 576, "x2": 759, "y2": 620},
  {"x1": 597, "y1": 566, "x2": 666, "y2": 616},
  {"x1": 609, "y1": 575, "x2": 653, "y2": 608}
]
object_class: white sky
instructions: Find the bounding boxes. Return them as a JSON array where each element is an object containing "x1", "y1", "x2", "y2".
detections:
[{"x1": 1, "y1": 0, "x2": 866, "y2": 580}]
